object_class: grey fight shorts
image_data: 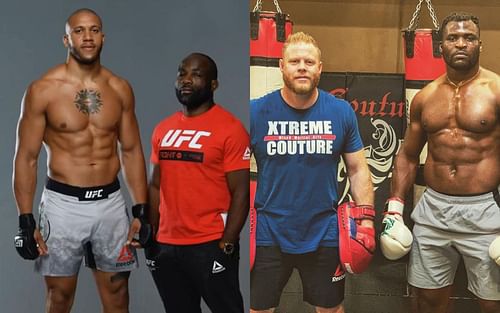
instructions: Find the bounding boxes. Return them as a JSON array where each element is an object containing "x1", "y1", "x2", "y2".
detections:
[
  {"x1": 408, "y1": 187, "x2": 500, "y2": 300},
  {"x1": 35, "y1": 178, "x2": 138, "y2": 276}
]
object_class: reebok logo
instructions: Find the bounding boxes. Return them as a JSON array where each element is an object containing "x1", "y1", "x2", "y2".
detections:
[
  {"x1": 243, "y1": 147, "x2": 251, "y2": 160},
  {"x1": 212, "y1": 261, "x2": 226, "y2": 274},
  {"x1": 160, "y1": 129, "x2": 211, "y2": 149},
  {"x1": 116, "y1": 246, "x2": 135, "y2": 267},
  {"x1": 331, "y1": 265, "x2": 346, "y2": 282},
  {"x1": 84, "y1": 189, "x2": 103, "y2": 199}
]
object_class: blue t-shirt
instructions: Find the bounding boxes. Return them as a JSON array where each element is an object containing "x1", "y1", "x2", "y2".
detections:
[{"x1": 250, "y1": 89, "x2": 363, "y2": 253}]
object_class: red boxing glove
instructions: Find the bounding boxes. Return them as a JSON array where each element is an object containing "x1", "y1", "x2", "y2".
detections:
[{"x1": 337, "y1": 202, "x2": 376, "y2": 274}]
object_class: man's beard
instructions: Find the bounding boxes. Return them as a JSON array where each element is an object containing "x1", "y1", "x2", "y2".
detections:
[
  {"x1": 283, "y1": 74, "x2": 320, "y2": 95},
  {"x1": 175, "y1": 87, "x2": 213, "y2": 110},
  {"x1": 444, "y1": 49, "x2": 480, "y2": 72},
  {"x1": 69, "y1": 45, "x2": 102, "y2": 65}
]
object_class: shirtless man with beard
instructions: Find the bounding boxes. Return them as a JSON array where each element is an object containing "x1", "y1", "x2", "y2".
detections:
[{"x1": 13, "y1": 8, "x2": 151, "y2": 313}]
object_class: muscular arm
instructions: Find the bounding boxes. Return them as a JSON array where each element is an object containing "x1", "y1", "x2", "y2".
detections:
[
  {"x1": 116, "y1": 80, "x2": 147, "y2": 203},
  {"x1": 220, "y1": 169, "x2": 250, "y2": 246},
  {"x1": 391, "y1": 93, "x2": 427, "y2": 200},
  {"x1": 344, "y1": 149, "x2": 374, "y2": 206},
  {"x1": 13, "y1": 83, "x2": 47, "y2": 215},
  {"x1": 147, "y1": 163, "x2": 160, "y2": 232},
  {"x1": 344, "y1": 149, "x2": 374, "y2": 227}
]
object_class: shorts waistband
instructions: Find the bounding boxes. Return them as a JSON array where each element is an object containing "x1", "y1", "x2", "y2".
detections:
[
  {"x1": 45, "y1": 178, "x2": 120, "y2": 201},
  {"x1": 426, "y1": 186, "x2": 500, "y2": 205}
]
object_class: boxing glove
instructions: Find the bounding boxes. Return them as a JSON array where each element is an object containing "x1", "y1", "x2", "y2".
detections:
[
  {"x1": 380, "y1": 197, "x2": 413, "y2": 260},
  {"x1": 132, "y1": 203, "x2": 154, "y2": 248},
  {"x1": 489, "y1": 236, "x2": 500, "y2": 266},
  {"x1": 14, "y1": 213, "x2": 40, "y2": 260}
]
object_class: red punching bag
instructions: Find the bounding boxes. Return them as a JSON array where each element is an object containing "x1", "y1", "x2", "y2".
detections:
[
  {"x1": 403, "y1": 0, "x2": 445, "y2": 204},
  {"x1": 250, "y1": 0, "x2": 293, "y2": 99},
  {"x1": 249, "y1": 0, "x2": 293, "y2": 270}
]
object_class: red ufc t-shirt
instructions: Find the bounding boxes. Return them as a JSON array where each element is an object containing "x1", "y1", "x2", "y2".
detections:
[{"x1": 150, "y1": 104, "x2": 250, "y2": 245}]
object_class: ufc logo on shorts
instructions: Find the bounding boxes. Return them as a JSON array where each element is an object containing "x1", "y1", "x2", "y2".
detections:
[
  {"x1": 160, "y1": 129, "x2": 211, "y2": 149},
  {"x1": 84, "y1": 189, "x2": 103, "y2": 199}
]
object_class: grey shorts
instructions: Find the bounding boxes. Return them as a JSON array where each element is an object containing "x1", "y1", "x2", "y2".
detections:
[
  {"x1": 35, "y1": 178, "x2": 138, "y2": 276},
  {"x1": 409, "y1": 187, "x2": 500, "y2": 300}
]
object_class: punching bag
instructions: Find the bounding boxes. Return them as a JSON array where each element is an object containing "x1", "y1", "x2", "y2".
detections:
[
  {"x1": 403, "y1": 0, "x2": 445, "y2": 204},
  {"x1": 249, "y1": 0, "x2": 293, "y2": 270},
  {"x1": 250, "y1": 1, "x2": 293, "y2": 99}
]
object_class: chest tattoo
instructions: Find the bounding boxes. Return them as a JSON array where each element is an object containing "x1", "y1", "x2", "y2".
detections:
[{"x1": 74, "y1": 89, "x2": 103, "y2": 115}]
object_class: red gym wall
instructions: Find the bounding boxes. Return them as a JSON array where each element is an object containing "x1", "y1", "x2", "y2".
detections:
[
  {"x1": 251, "y1": 0, "x2": 500, "y2": 74},
  {"x1": 249, "y1": 1, "x2": 500, "y2": 312}
]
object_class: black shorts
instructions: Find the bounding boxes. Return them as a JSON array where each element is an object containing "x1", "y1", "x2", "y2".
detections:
[
  {"x1": 250, "y1": 246, "x2": 345, "y2": 310},
  {"x1": 145, "y1": 240, "x2": 244, "y2": 313}
]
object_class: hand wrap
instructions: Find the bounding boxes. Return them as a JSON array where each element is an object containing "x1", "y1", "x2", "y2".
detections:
[
  {"x1": 132, "y1": 204, "x2": 154, "y2": 248},
  {"x1": 14, "y1": 213, "x2": 40, "y2": 260}
]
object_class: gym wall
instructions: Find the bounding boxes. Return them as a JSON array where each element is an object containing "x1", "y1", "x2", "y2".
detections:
[
  {"x1": 0, "y1": 1, "x2": 249, "y2": 312},
  {"x1": 248, "y1": 0, "x2": 500, "y2": 312},
  {"x1": 255, "y1": 0, "x2": 500, "y2": 73}
]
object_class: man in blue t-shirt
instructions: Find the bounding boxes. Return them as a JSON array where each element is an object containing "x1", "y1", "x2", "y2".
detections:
[{"x1": 250, "y1": 32, "x2": 374, "y2": 313}]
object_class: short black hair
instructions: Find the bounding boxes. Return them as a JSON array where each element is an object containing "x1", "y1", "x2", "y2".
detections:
[
  {"x1": 66, "y1": 8, "x2": 102, "y2": 30},
  {"x1": 439, "y1": 12, "x2": 479, "y2": 40},
  {"x1": 187, "y1": 53, "x2": 218, "y2": 81}
]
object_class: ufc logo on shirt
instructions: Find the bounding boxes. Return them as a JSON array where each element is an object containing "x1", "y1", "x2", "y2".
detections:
[{"x1": 160, "y1": 130, "x2": 211, "y2": 149}]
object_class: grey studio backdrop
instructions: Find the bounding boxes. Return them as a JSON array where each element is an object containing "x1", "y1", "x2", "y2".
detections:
[{"x1": 0, "y1": 1, "x2": 249, "y2": 312}]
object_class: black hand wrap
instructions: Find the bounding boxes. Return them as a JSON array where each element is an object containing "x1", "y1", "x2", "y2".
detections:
[
  {"x1": 132, "y1": 203, "x2": 154, "y2": 248},
  {"x1": 14, "y1": 213, "x2": 40, "y2": 260}
]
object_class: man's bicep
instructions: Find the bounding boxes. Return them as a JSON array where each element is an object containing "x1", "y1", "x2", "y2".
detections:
[
  {"x1": 223, "y1": 122, "x2": 250, "y2": 172},
  {"x1": 401, "y1": 97, "x2": 427, "y2": 159},
  {"x1": 401, "y1": 122, "x2": 426, "y2": 158},
  {"x1": 118, "y1": 101, "x2": 143, "y2": 153},
  {"x1": 117, "y1": 80, "x2": 142, "y2": 150},
  {"x1": 148, "y1": 162, "x2": 161, "y2": 188},
  {"x1": 343, "y1": 149, "x2": 368, "y2": 173},
  {"x1": 225, "y1": 169, "x2": 250, "y2": 194},
  {"x1": 119, "y1": 109, "x2": 142, "y2": 150},
  {"x1": 15, "y1": 86, "x2": 47, "y2": 159}
]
